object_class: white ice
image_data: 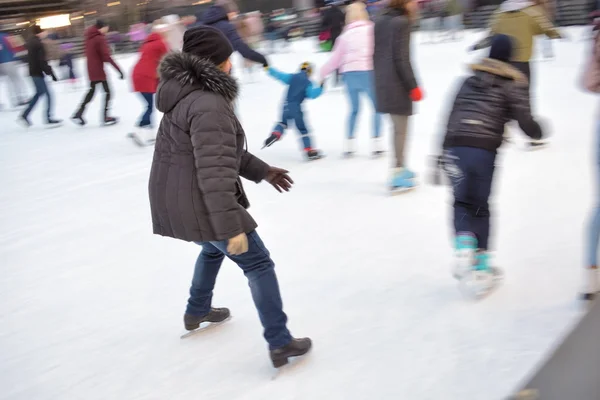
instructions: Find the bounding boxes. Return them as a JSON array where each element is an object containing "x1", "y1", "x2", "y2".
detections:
[{"x1": 0, "y1": 27, "x2": 596, "y2": 400}]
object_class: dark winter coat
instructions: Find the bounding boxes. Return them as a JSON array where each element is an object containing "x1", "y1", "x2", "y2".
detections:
[
  {"x1": 25, "y1": 36, "x2": 54, "y2": 78},
  {"x1": 84, "y1": 26, "x2": 121, "y2": 81},
  {"x1": 321, "y1": 5, "x2": 345, "y2": 41},
  {"x1": 149, "y1": 52, "x2": 270, "y2": 243},
  {"x1": 442, "y1": 58, "x2": 542, "y2": 152},
  {"x1": 373, "y1": 9, "x2": 418, "y2": 116},
  {"x1": 200, "y1": 5, "x2": 268, "y2": 66},
  {"x1": 132, "y1": 32, "x2": 169, "y2": 93}
]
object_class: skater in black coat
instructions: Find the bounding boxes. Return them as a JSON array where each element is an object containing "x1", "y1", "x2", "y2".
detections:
[
  {"x1": 440, "y1": 34, "x2": 543, "y2": 294},
  {"x1": 321, "y1": 1, "x2": 345, "y2": 83},
  {"x1": 149, "y1": 26, "x2": 311, "y2": 368}
]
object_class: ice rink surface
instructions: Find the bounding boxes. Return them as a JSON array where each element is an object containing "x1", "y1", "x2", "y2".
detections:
[{"x1": 1, "y1": 27, "x2": 597, "y2": 400}]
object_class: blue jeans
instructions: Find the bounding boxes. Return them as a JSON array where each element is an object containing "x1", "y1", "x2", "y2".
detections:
[
  {"x1": 587, "y1": 122, "x2": 600, "y2": 267},
  {"x1": 23, "y1": 76, "x2": 52, "y2": 122},
  {"x1": 188, "y1": 230, "x2": 292, "y2": 350},
  {"x1": 343, "y1": 71, "x2": 381, "y2": 139},
  {"x1": 138, "y1": 92, "x2": 153, "y2": 127},
  {"x1": 273, "y1": 102, "x2": 312, "y2": 150},
  {"x1": 443, "y1": 146, "x2": 496, "y2": 250}
]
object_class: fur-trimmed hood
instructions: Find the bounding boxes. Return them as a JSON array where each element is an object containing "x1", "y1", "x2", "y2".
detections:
[
  {"x1": 470, "y1": 58, "x2": 528, "y2": 85},
  {"x1": 156, "y1": 51, "x2": 238, "y2": 114}
]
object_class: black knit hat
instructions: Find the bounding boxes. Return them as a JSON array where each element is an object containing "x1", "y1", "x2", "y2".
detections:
[
  {"x1": 182, "y1": 26, "x2": 233, "y2": 66},
  {"x1": 489, "y1": 34, "x2": 513, "y2": 63},
  {"x1": 96, "y1": 19, "x2": 106, "y2": 29}
]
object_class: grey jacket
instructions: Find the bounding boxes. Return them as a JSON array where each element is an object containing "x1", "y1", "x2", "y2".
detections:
[
  {"x1": 442, "y1": 58, "x2": 542, "y2": 152},
  {"x1": 149, "y1": 52, "x2": 270, "y2": 243},
  {"x1": 373, "y1": 9, "x2": 418, "y2": 116}
]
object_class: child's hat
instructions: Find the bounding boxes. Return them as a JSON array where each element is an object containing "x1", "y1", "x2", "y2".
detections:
[{"x1": 300, "y1": 61, "x2": 313, "y2": 76}]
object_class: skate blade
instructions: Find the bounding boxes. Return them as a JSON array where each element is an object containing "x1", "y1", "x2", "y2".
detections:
[
  {"x1": 180, "y1": 315, "x2": 232, "y2": 339},
  {"x1": 128, "y1": 133, "x2": 149, "y2": 147},
  {"x1": 390, "y1": 185, "x2": 416, "y2": 195},
  {"x1": 270, "y1": 350, "x2": 312, "y2": 380},
  {"x1": 527, "y1": 144, "x2": 548, "y2": 152},
  {"x1": 458, "y1": 271, "x2": 503, "y2": 300},
  {"x1": 45, "y1": 123, "x2": 63, "y2": 129},
  {"x1": 307, "y1": 155, "x2": 325, "y2": 161}
]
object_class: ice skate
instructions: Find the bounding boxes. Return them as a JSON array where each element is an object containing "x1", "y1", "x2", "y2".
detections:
[
  {"x1": 581, "y1": 267, "x2": 598, "y2": 301},
  {"x1": 128, "y1": 126, "x2": 156, "y2": 147},
  {"x1": 342, "y1": 138, "x2": 355, "y2": 158},
  {"x1": 180, "y1": 307, "x2": 231, "y2": 339},
  {"x1": 305, "y1": 149, "x2": 324, "y2": 161},
  {"x1": 453, "y1": 232, "x2": 477, "y2": 280},
  {"x1": 71, "y1": 114, "x2": 86, "y2": 126},
  {"x1": 390, "y1": 168, "x2": 416, "y2": 194},
  {"x1": 17, "y1": 115, "x2": 31, "y2": 128},
  {"x1": 270, "y1": 337, "x2": 312, "y2": 369},
  {"x1": 45, "y1": 119, "x2": 63, "y2": 129},
  {"x1": 262, "y1": 131, "x2": 281, "y2": 149},
  {"x1": 372, "y1": 137, "x2": 384, "y2": 158},
  {"x1": 103, "y1": 116, "x2": 118, "y2": 126},
  {"x1": 527, "y1": 139, "x2": 548, "y2": 151},
  {"x1": 459, "y1": 252, "x2": 503, "y2": 299}
]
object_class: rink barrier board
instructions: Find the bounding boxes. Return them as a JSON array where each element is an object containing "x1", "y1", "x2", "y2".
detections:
[{"x1": 509, "y1": 300, "x2": 600, "y2": 400}]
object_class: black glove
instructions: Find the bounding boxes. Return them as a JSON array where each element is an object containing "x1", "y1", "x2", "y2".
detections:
[
  {"x1": 262, "y1": 60, "x2": 269, "y2": 69},
  {"x1": 51, "y1": 73, "x2": 58, "y2": 82},
  {"x1": 320, "y1": 81, "x2": 325, "y2": 89},
  {"x1": 119, "y1": 71, "x2": 124, "y2": 80}
]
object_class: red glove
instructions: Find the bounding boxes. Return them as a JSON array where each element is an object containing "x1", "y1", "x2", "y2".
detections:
[{"x1": 410, "y1": 87, "x2": 423, "y2": 102}]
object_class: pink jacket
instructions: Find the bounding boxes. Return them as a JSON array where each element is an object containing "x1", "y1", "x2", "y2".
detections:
[{"x1": 319, "y1": 20, "x2": 374, "y2": 80}]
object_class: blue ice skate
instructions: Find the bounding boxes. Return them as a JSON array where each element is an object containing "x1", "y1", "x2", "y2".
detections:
[
  {"x1": 454, "y1": 232, "x2": 477, "y2": 280},
  {"x1": 390, "y1": 168, "x2": 416, "y2": 194},
  {"x1": 462, "y1": 252, "x2": 503, "y2": 299}
]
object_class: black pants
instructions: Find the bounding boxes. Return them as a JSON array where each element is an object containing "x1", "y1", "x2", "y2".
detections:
[
  {"x1": 444, "y1": 146, "x2": 496, "y2": 250},
  {"x1": 75, "y1": 81, "x2": 111, "y2": 118}
]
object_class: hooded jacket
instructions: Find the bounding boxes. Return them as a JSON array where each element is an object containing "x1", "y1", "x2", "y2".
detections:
[
  {"x1": 25, "y1": 35, "x2": 54, "y2": 78},
  {"x1": 132, "y1": 32, "x2": 169, "y2": 93},
  {"x1": 319, "y1": 20, "x2": 374, "y2": 80},
  {"x1": 373, "y1": 8, "x2": 419, "y2": 115},
  {"x1": 200, "y1": 5, "x2": 267, "y2": 66},
  {"x1": 84, "y1": 25, "x2": 122, "y2": 81},
  {"x1": 443, "y1": 58, "x2": 542, "y2": 152},
  {"x1": 475, "y1": 0, "x2": 561, "y2": 62},
  {"x1": 149, "y1": 52, "x2": 270, "y2": 243}
]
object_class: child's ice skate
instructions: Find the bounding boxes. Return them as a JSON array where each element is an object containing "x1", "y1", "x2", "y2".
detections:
[
  {"x1": 390, "y1": 168, "x2": 416, "y2": 194},
  {"x1": 305, "y1": 148, "x2": 324, "y2": 161},
  {"x1": 460, "y1": 251, "x2": 503, "y2": 299},
  {"x1": 263, "y1": 131, "x2": 282, "y2": 149},
  {"x1": 581, "y1": 266, "x2": 599, "y2": 301},
  {"x1": 453, "y1": 232, "x2": 477, "y2": 280}
]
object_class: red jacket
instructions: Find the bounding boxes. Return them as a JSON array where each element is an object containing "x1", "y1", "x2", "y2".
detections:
[
  {"x1": 84, "y1": 26, "x2": 121, "y2": 81},
  {"x1": 132, "y1": 33, "x2": 168, "y2": 93}
]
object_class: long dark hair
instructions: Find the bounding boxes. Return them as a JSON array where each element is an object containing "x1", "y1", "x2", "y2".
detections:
[{"x1": 387, "y1": 0, "x2": 416, "y2": 22}]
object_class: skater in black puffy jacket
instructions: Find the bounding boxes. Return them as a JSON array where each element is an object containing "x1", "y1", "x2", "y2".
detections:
[
  {"x1": 149, "y1": 26, "x2": 311, "y2": 367},
  {"x1": 440, "y1": 34, "x2": 543, "y2": 297}
]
